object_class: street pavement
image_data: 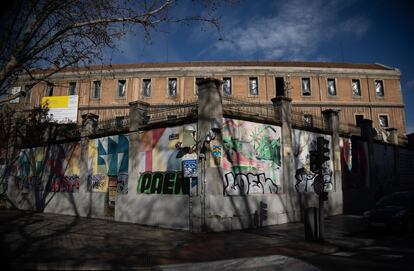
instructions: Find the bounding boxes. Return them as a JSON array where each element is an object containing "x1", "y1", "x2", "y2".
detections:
[{"x1": 0, "y1": 209, "x2": 380, "y2": 270}]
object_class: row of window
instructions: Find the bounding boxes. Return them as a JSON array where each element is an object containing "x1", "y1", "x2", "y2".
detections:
[
  {"x1": 303, "y1": 113, "x2": 390, "y2": 128},
  {"x1": 24, "y1": 76, "x2": 387, "y2": 102},
  {"x1": 301, "y1": 78, "x2": 385, "y2": 97}
]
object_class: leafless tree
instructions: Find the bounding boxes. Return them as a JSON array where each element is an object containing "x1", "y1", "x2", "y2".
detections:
[{"x1": 0, "y1": 0, "x2": 229, "y2": 96}]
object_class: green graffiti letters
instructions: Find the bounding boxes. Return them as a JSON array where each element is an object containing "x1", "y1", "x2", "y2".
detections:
[{"x1": 137, "y1": 171, "x2": 188, "y2": 195}]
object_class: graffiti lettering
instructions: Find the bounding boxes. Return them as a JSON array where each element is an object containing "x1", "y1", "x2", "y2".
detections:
[
  {"x1": 294, "y1": 166, "x2": 333, "y2": 193},
  {"x1": 15, "y1": 176, "x2": 43, "y2": 191},
  {"x1": 50, "y1": 176, "x2": 80, "y2": 193},
  {"x1": 117, "y1": 173, "x2": 128, "y2": 194},
  {"x1": 224, "y1": 172, "x2": 278, "y2": 196},
  {"x1": 138, "y1": 171, "x2": 188, "y2": 195},
  {"x1": 87, "y1": 174, "x2": 107, "y2": 192}
]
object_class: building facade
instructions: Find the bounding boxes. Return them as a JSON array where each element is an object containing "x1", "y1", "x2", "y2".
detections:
[{"x1": 15, "y1": 61, "x2": 406, "y2": 135}]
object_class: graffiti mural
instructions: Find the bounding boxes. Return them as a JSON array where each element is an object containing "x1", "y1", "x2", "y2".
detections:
[
  {"x1": 340, "y1": 138, "x2": 369, "y2": 189},
  {"x1": 15, "y1": 143, "x2": 81, "y2": 193},
  {"x1": 222, "y1": 118, "x2": 282, "y2": 196},
  {"x1": 137, "y1": 124, "x2": 196, "y2": 195},
  {"x1": 138, "y1": 171, "x2": 188, "y2": 194},
  {"x1": 87, "y1": 134, "x2": 129, "y2": 194},
  {"x1": 292, "y1": 130, "x2": 333, "y2": 193}
]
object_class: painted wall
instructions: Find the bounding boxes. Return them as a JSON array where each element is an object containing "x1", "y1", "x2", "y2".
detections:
[
  {"x1": 87, "y1": 134, "x2": 129, "y2": 217},
  {"x1": 340, "y1": 137, "x2": 372, "y2": 213},
  {"x1": 9, "y1": 143, "x2": 85, "y2": 212},
  {"x1": 115, "y1": 124, "x2": 196, "y2": 230},
  {"x1": 340, "y1": 138, "x2": 369, "y2": 190},
  {"x1": 14, "y1": 143, "x2": 81, "y2": 193},
  {"x1": 8, "y1": 137, "x2": 128, "y2": 218},
  {"x1": 222, "y1": 118, "x2": 282, "y2": 196},
  {"x1": 292, "y1": 129, "x2": 334, "y2": 193},
  {"x1": 136, "y1": 126, "x2": 192, "y2": 195}
]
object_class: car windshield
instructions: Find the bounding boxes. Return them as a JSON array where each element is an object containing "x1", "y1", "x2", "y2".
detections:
[{"x1": 376, "y1": 193, "x2": 410, "y2": 208}]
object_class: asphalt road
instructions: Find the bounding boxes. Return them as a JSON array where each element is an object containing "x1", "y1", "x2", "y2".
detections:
[{"x1": 301, "y1": 230, "x2": 414, "y2": 271}]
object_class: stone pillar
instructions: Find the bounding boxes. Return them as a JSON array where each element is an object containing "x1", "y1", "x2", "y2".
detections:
[
  {"x1": 271, "y1": 97, "x2": 293, "y2": 193},
  {"x1": 128, "y1": 101, "x2": 150, "y2": 131},
  {"x1": 271, "y1": 97, "x2": 298, "y2": 221},
  {"x1": 81, "y1": 113, "x2": 99, "y2": 136},
  {"x1": 115, "y1": 101, "x2": 150, "y2": 221},
  {"x1": 322, "y1": 109, "x2": 343, "y2": 215},
  {"x1": 197, "y1": 78, "x2": 222, "y2": 232},
  {"x1": 358, "y1": 119, "x2": 374, "y2": 188},
  {"x1": 385, "y1": 128, "x2": 398, "y2": 145}
]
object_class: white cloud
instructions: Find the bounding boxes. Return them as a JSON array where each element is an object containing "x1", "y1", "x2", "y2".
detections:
[{"x1": 212, "y1": 0, "x2": 371, "y2": 59}]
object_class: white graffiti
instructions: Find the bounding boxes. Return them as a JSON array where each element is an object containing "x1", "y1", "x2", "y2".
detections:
[
  {"x1": 224, "y1": 172, "x2": 278, "y2": 196},
  {"x1": 294, "y1": 166, "x2": 333, "y2": 193}
]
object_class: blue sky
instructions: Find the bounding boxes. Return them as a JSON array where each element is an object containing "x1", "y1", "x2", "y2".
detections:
[{"x1": 109, "y1": 0, "x2": 414, "y2": 134}]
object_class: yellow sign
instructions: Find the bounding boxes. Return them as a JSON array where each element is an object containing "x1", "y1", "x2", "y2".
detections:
[
  {"x1": 40, "y1": 95, "x2": 78, "y2": 123},
  {"x1": 42, "y1": 96, "x2": 69, "y2": 108}
]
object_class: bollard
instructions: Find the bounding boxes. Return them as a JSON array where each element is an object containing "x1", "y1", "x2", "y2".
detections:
[{"x1": 304, "y1": 207, "x2": 319, "y2": 241}]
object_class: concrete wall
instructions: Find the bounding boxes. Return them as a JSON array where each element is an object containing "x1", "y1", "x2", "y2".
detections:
[{"x1": 116, "y1": 124, "x2": 196, "y2": 230}]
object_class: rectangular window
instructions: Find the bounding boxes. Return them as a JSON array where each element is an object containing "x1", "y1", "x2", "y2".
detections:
[
  {"x1": 116, "y1": 116, "x2": 125, "y2": 129},
  {"x1": 142, "y1": 79, "x2": 151, "y2": 97},
  {"x1": 375, "y1": 80, "x2": 384, "y2": 97},
  {"x1": 168, "y1": 78, "x2": 177, "y2": 97},
  {"x1": 195, "y1": 77, "x2": 203, "y2": 95},
  {"x1": 301, "y1": 78, "x2": 311, "y2": 96},
  {"x1": 327, "y1": 78, "x2": 337, "y2": 96},
  {"x1": 69, "y1": 82, "x2": 77, "y2": 95},
  {"x1": 118, "y1": 80, "x2": 126, "y2": 97},
  {"x1": 355, "y1": 114, "x2": 364, "y2": 126},
  {"x1": 24, "y1": 85, "x2": 32, "y2": 104},
  {"x1": 47, "y1": 84, "x2": 54, "y2": 96},
  {"x1": 93, "y1": 80, "x2": 101, "y2": 98},
  {"x1": 275, "y1": 77, "x2": 285, "y2": 96},
  {"x1": 352, "y1": 79, "x2": 361, "y2": 96},
  {"x1": 379, "y1": 115, "x2": 389, "y2": 128},
  {"x1": 223, "y1": 77, "x2": 232, "y2": 96},
  {"x1": 249, "y1": 77, "x2": 258, "y2": 96},
  {"x1": 10, "y1": 86, "x2": 21, "y2": 103},
  {"x1": 304, "y1": 114, "x2": 313, "y2": 127}
]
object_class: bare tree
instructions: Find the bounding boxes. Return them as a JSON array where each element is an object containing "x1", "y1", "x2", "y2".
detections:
[{"x1": 0, "y1": 0, "x2": 228, "y2": 96}]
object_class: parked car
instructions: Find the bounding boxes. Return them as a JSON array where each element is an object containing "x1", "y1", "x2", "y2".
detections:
[{"x1": 363, "y1": 191, "x2": 414, "y2": 232}]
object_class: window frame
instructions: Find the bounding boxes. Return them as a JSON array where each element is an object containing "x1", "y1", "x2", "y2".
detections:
[
  {"x1": 10, "y1": 86, "x2": 21, "y2": 103},
  {"x1": 115, "y1": 116, "x2": 125, "y2": 129},
  {"x1": 222, "y1": 77, "x2": 232, "y2": 96},
  {"x1": 69, "y1": 81, "x2": 77, "y2": 96},
  {"x1": 248, "y1": 77, "x2": 259, "y2": 96},
  {"x1": 351, "y1": 79, "x2": 362, "y2": 97},
  {"x1": 118, "y1": 79, "x2": 126, "y2": 98},
  {"x1": 47, "y1": 83, "x2": 54, "y2": 96},
  {"x1": 374, "y1": 79, "x2": 385, "y2": 97},
  {"x1": 327, "y1": 78, "x2": 337, "y2": 96},
  {"x1": 92, "y1": 80, "x2": 101, "y2": 99},
  {"x1": 24, "y1": 85, "x2": 32, "y2": 104},
  {"x1": 195, "y1": 77, "x2": 203, "y2": 96},
  {"x1": 275, "y1": 76, "x2": 285, "y2": 97},
  {"x1": 378, "y1": 114, "x2": 389, "y2": 128},
  {"x1": 303, "y1": 114, "x2": 313, "y2": 127},
  {"x1": 167, "y1": 77, "x2": 178, "y2": 97},
  {"x1": 142, "y1": 78, "x2": 152, "y2": 98},
  {"x1": 354, "y1": 113, "x2": 365, "y2": 126},
  {"x1": 301, "y1": 77, "x2": 312, "y2": 97}
]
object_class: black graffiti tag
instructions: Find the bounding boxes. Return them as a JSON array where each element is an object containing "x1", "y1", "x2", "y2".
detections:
[
  {"x1": 224, "y1": 172, "x2": 278, "y2": 196},
  {"x1": 138, "y1": 171, "x2": 189, "y2": 195}
]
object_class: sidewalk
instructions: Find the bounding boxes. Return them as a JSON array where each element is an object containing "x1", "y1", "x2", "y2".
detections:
[{"x1": 0, "y1": 209, "x2": 372, "y2": 270}]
